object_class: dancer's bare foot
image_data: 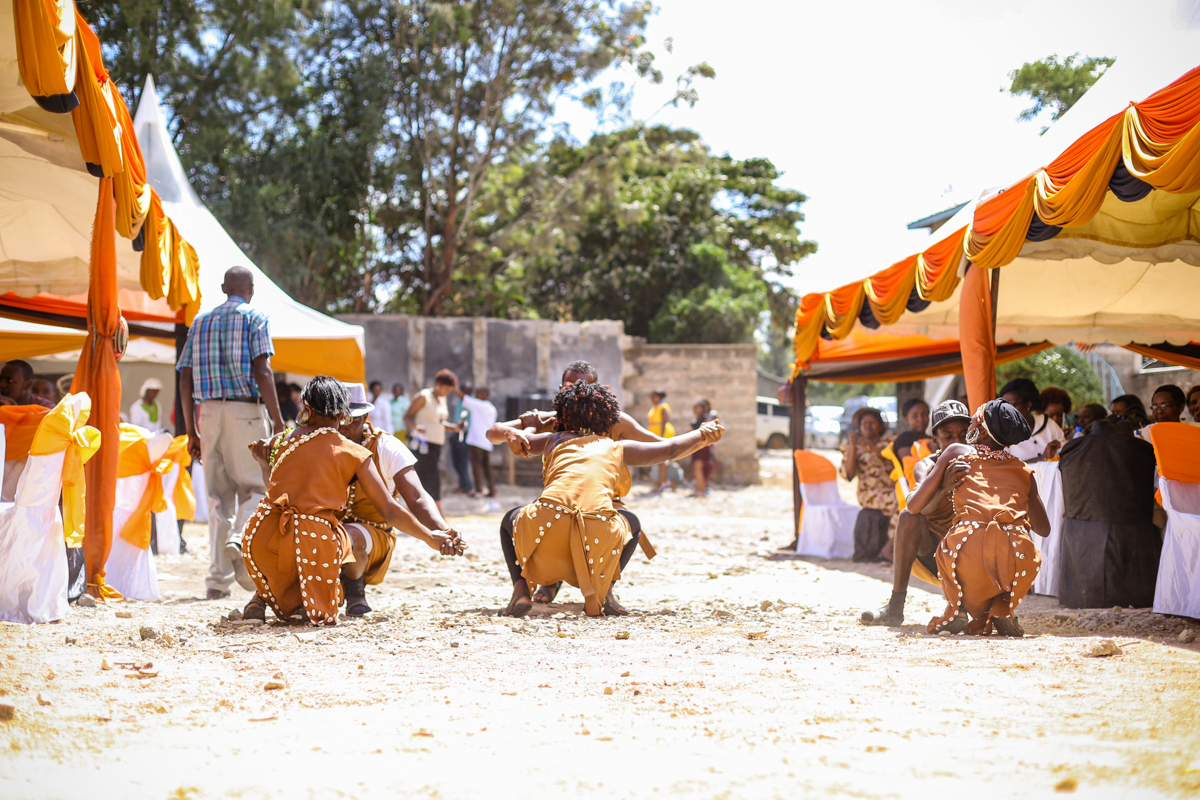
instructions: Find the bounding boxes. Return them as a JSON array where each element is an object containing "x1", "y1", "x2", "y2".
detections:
[
  {"x1": 500, "y1": 580, "x2": 533, "y2": 618},
  {"x1": 532, "y1": 581, "x2": 562, "y2": 604},
  {"x1": 602, "y1": 588, "x2": 629, "y2": 616}
]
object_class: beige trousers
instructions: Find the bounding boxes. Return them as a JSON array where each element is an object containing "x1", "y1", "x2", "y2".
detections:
[{"x1": 198, "y1": 401, "x2": 270, "y2": 591}]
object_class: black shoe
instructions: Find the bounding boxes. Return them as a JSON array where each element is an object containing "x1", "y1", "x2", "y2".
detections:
[
  {"x1": 861, "y1": 603, "x2": 903, "y2": 626},
  {"x1": 206, "y1": 588, "x2": 231, "y2": 600},
  {"x1": 341, "y1": 574, "x2": 370, "y2": 617},
  {"x1": 243, "y1": 596, "x2": 267, "y2": 621}
]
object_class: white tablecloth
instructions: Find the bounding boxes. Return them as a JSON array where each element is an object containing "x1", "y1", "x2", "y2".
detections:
[{"x1": 1031, "y1": 461, "x2": 1066, "y2": 597}]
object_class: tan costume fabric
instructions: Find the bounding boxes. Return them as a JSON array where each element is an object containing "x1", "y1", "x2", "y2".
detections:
[
  {"x1": 342, "y1": 426, "x2": 397, "y2": 585},
  {"x1": 243, "y1": 428, "x2": 371, "y2": 625},
  {"x1": 909, "y1": 453, "x2": 956, "y2": 587},
  {"x1": 512, "y1": 435, "x2": 633, "y2": 616},
  {"x1": 928, "y1": 447, "x2": 1041, "y2": 635}
]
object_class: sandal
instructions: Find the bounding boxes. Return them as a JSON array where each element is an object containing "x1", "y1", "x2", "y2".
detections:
[
  {"x1": 992, "y1": 616, "x2": 1024, "y2": 637},
  {"x1": 283, "y1": 606, "x2": 309, "y2": 625},
  {"x1": 242, "y1": 595, "x2": 267, "y2": 621},
  {"x1": 935, "y1": 614, "x2": 969, "y2": 635},
  {"x1": 532, "y1": 582, "x2": 562, "y2": 604},
  {"x1": 602, "y1": 590, "x2": 629, "y2": 617}
]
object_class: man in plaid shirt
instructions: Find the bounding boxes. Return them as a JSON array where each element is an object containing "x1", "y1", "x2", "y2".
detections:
[{"x1": 178, "y1": 267, "x2": 284, "y2": 599}]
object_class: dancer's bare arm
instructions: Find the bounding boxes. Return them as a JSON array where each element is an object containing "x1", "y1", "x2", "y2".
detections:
[
  {"x1": 623, "y1": 421, "x2": 723, "y2": 466},
  {"x1": 1027, "y1": 477, "x2": 1051, "y2": 536},
  {"x1": 907, "y1": 443, "x2": 971, "y2": 514},
  {"x1": 612, "y1": 411, "x2": 663, "y2": 443},
  {"x1": 356, "y1": 460, "x2": 466, "y2": 555}
]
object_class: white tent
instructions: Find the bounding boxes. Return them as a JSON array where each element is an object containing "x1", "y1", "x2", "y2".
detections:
[
  {"x1": 793, "y1": 36, "x2": 1200, "y2": 366},
  {"x1": 130, "y1": 77, "x2": 366, "y2": 381}
]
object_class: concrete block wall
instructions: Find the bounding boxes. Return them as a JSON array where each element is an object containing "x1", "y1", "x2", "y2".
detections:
[{"x1": 622, "y1": 343, "x2": 759, "y2": 485}]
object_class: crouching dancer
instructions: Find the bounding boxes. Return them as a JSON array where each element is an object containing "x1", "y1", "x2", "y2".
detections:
[
  {"x1": 908, "y1": 398, "x2": 1050, "y2": 636},
  {"x1": 499, "y1": 381, "x2": 722, "y2": 618},
  {"x1": 337, "y1": 383, "x2": 463, "y2": 616},
  {"x1": 861, "y1": 400, "x2": 971, "y2": 625},
  {"x1": 241, "y1": 377, "x2": 466, "y2": 626}
]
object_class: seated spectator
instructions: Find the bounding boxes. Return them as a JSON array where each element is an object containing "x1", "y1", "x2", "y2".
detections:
[
  {"x1": 841, "y1": 407, "x2": 898, "y2": 562},
  {"x1": 1075, "y1": 403, "x2": 1109, "y2": 434},
  {"x1": 1150, "y1": 384, "x2": 1187, "y2": 425},
  {"x1": 1188, "y1": 385, "x2": 1200, "y2": 423},
  {"x1": 1110, "y1": 394, "x2": 1149, "y2": 430},
  {"x1": 999, "y1": 378, "x2": 1064, "y2": 463},
  {"x1": 0, "y1": 361, "x2": 54, "y2": 408},
  {"x1": 1039, "y1": 386, "x2": 1072, "y2": 430}
]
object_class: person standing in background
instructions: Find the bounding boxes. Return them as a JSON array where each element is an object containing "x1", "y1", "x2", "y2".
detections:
[
  {"x1": 691, "y1": 398, "x2": 718, "y2": 498},
  {"x1": 459, "y1": 386, "x2": 498, "y2": 497},
  {"x1": 368, "y1": 380, "x2": 393, "y2": 433},
  {"x1": 177, "y1": 266, "x2": 284, "y2": 600},
  {"x1": 447, "y1": 388, "x2": 474, "y2": 495},
  {"x1": 276, "y1": 380, "x2": 299, "y2": 423},
  {"x1": 647, "y1": 390, "x2": 675, "y2": 493},
  {"x1": 390, "y1": 383, "x2": 410, "y2": 443},
  {"x1": 404, "y1": 369, "x2": 458, "y2": 516},
  {"x1": 129, "y1": 378, "x2": 164, "y2": 431}
]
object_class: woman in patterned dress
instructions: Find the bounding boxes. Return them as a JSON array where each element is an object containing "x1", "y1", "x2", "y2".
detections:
[
  {"x1": 241, "y1": 377, "x2": 466, "y2": 626},
  {"x1": 841, "y1": 406, "x2": 900, "y2": 560},
  {"x1": 908, "y1": 398, "x2": 1051, "y2": 636}
]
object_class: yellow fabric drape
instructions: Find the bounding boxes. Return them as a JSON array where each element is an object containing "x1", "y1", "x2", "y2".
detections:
[
  {"x1": 27, "y1": 394, "x2": 101, "y2": 548},
  {"x1": 115, "y1": 429, "x2": 194, "y2": 550},
  {"x1": 12, "y1": 0, "x2": 77, "y2": 101},
  {"x1": 70, "y1": 15, "x2": 123, "y2": 177}
]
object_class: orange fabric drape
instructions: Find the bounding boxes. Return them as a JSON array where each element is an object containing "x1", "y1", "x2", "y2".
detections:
[
  {"x1": 12, "y1": 0, "x2": 77, "y2": 102},
  {"x1": 792, "y1": 64, "x2": 1200, "y2": 372},
  {"x1": 959, "y1": 265, "x2": 996, "y2": 413},
  {"x1": 1121, "y1": 343, "x2": 1200, "y2": 372},
  {"x1": 72, "y1": 178, "x2": 122, "y2": 599},
  {"x1": 0, "y1": 405, "x2": 52, "y2": 461},
  {"x1": 1147, "y1": 423, "x2": 1200, "y2": 486},
  {"x1": 69, "y1": 15, "x2": 123, "y2": 178}
]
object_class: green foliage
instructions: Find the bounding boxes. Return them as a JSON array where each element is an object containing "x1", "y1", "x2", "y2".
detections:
[
  {"x1": 996, "y1": 346, "x2": 1104, "y2": 408},
  {"x1": 470, "y1": 125, "x2": 815, "y2": 343},
  {"x1": 1007, "y1": 53, "x2": 1114, "y2": 125}
]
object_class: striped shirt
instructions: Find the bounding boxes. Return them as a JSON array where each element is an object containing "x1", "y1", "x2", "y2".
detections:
[{"x1": 176, "y1": 296, "x2": 274, "y2": 401}]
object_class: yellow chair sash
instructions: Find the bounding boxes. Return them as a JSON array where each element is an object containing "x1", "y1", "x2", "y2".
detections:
[
  {"x1": 27, "y1": 394, "x2": 100, "y2": 547},
  {"x1": 116, "y1": 429, "x2": 193, "y2": 550}
]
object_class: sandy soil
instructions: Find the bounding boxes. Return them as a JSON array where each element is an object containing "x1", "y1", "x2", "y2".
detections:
[{"x1": 1, "y1": 451, "x2": 1198, "y2": 799}]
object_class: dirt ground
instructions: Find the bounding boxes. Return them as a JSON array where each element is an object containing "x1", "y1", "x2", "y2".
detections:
[{"x1": 1, "y1": 450, "x2": 1198, "y2": 799}]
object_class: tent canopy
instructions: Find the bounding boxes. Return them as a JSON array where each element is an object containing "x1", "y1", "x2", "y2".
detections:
[
  {"x1": 132, "y1": 77, "x2": 365, "y2": 381},
  {"x1": 793, "y1": 45, "x2": 1200, "y2": 381}
]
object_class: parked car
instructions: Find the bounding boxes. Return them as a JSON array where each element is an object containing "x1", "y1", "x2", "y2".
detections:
[
  {"x1": 838, "y1": 395, "x2": 899, "y2": 441},
  {"x1": 805, "y1": 405, "x2": 843, "y2": 449},
  {"x1": 756, "y1": 396, "x2": 791, "y2": 449}
]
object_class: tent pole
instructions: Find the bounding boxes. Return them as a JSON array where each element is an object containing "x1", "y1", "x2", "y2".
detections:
[
  {"x1": 174, "y1": 322, "x2": 188, "y2": 437},
  {"x1": 990, "y1": 267, "x2": 1000, "y2": 336},
  {"x1": 790, "y1": 376, "x2": 807, "y2": 545}
]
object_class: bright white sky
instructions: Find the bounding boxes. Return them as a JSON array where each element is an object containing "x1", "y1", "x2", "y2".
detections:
[{"x1": 557, "y1": 0, "x2": 1199, "y2": 297}]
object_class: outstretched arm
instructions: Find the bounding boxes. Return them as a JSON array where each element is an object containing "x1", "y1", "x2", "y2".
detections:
[
  {"x1": 622, "y1": 421, "x2": 723, "y2": 467},
  {"x1": 355, "y1": 460, "x2": 466, "y2": 555},
  {"x1": 612, "y1": 411, "x2": 663, "y2": 443}
]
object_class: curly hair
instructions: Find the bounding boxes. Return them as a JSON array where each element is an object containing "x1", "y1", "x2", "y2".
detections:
[
  {"x1": 852, "y1": 406, "x2": 886, "y2": 433},
  {"x1": 1039, "y1": 386, "x2": 1073, "y2": 415},
  {"x1": 554, "y1": 380, "x2": 621, "y2": 436},
  {"x1": 302, "y1": 375, "x2": 350, "y2": 419},
  {"x1": 434, "y1": 369, "x2": 458, "y2": 388}
]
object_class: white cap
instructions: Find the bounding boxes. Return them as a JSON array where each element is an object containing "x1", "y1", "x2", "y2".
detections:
[
  {"x1": 140, "y1": 377, "x2": 164, "y2": 396},
  {"x1": 341, "y1": 382, "x2": 375, "y2": 418}
]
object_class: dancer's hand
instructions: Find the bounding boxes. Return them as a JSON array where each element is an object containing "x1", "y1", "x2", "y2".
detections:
[
  {"x1": 1042, "y1": 440, "x2": 1061, "y2": 460},
  {"x1": 431, "y1": 529, "x2": 468, "y2": 556},
  {"x1": 248, "y1": 438, "x2": 272, "y2": 467},
  {"x1": 941, "y1": 458, "x2": 969, "y2": 490},
  {"x1": 503, "y1": 426, "x2": 531, "y2": 456},
  {"x1": 699, "y1": 418, "x2": 724, "y2": 443}
]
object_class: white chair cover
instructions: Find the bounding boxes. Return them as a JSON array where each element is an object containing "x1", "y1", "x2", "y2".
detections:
[
  {"x1": 1153, "y1": 478, "x2": 1200, "y2": 618},
  {"x1": 0, "y1": 450, "x2": 69, "y2": 623},
  {"x1": 154, "y1": 463, "x2": 183, "y2": 555},
  {"x1": 1, "y1": 458, "x2": 23, "y2": 503},
  {"x1": 190, "y1": 462, "x2": 208, "y2": 522},
  {"x1": 1031, "y1": 461, "x2": 1066, "y2": 596},
  {"x1": 795, "y1": 480, "x2": 858, "y2": 560},
  {"x1": 104, "y1": 432, "x2": 172, "y2": 601}
]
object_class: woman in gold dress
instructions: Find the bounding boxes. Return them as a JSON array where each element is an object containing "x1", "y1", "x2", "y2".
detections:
[{"x1": 495, "y1": 381, "x2": 722, "y2": 618}]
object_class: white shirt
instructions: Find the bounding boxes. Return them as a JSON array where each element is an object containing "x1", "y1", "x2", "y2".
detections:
[
  {"x1": 368, "y1": 398, "x2": 393, "y2": 434},
  {"x1": 129, "y1": 400, "x2": 161, "y2": 431},
  {"x1": 373, "y1": 431, "x2": 419, "y2": 494},
  {"x1": 1008, "y1": 412, "x2": 1065, "y2": 462},
  {"x1": 459, "y1": 395, "x2": 498, "y2": 451}
]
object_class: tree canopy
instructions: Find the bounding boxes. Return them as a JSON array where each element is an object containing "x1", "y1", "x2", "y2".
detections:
[
  {"x1": 996, "y1": 346, "x2": 1104, "y2": 409},
  {"x1": 1007, "y1": 53, "x2": 1114, "y2": 127}
]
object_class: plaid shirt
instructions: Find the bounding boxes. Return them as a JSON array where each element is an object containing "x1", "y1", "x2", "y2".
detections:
[{"x1": 176, "y1": 296, "x2": 274, "y2": 401}]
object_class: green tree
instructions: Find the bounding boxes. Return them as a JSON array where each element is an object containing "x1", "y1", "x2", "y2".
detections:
[
  {"x1": 476, "y1": 125, "x2": 815, "y2": 343},
  {"x1": 996, "y1": 346, "x2": 1104, "y2": 408},
  {"x1": 1007, "y1": 53, "x2": 1114, "y2": 126}
]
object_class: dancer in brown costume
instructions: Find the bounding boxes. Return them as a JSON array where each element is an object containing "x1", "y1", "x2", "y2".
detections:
[
  {"x1": 498, "y1": 381, "x2": 722, "y2": 618},
  {"x1": 241, "y1": 377, "x2": 466, "y2": 626},
  {"x1": 907, "y1": 398, "x2": 1051, "y2": 637}
]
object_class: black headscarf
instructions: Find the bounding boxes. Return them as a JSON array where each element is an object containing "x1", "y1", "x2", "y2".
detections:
[{"x1": 982, "y1": 398, "x2": 1031, "y2": 447}]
